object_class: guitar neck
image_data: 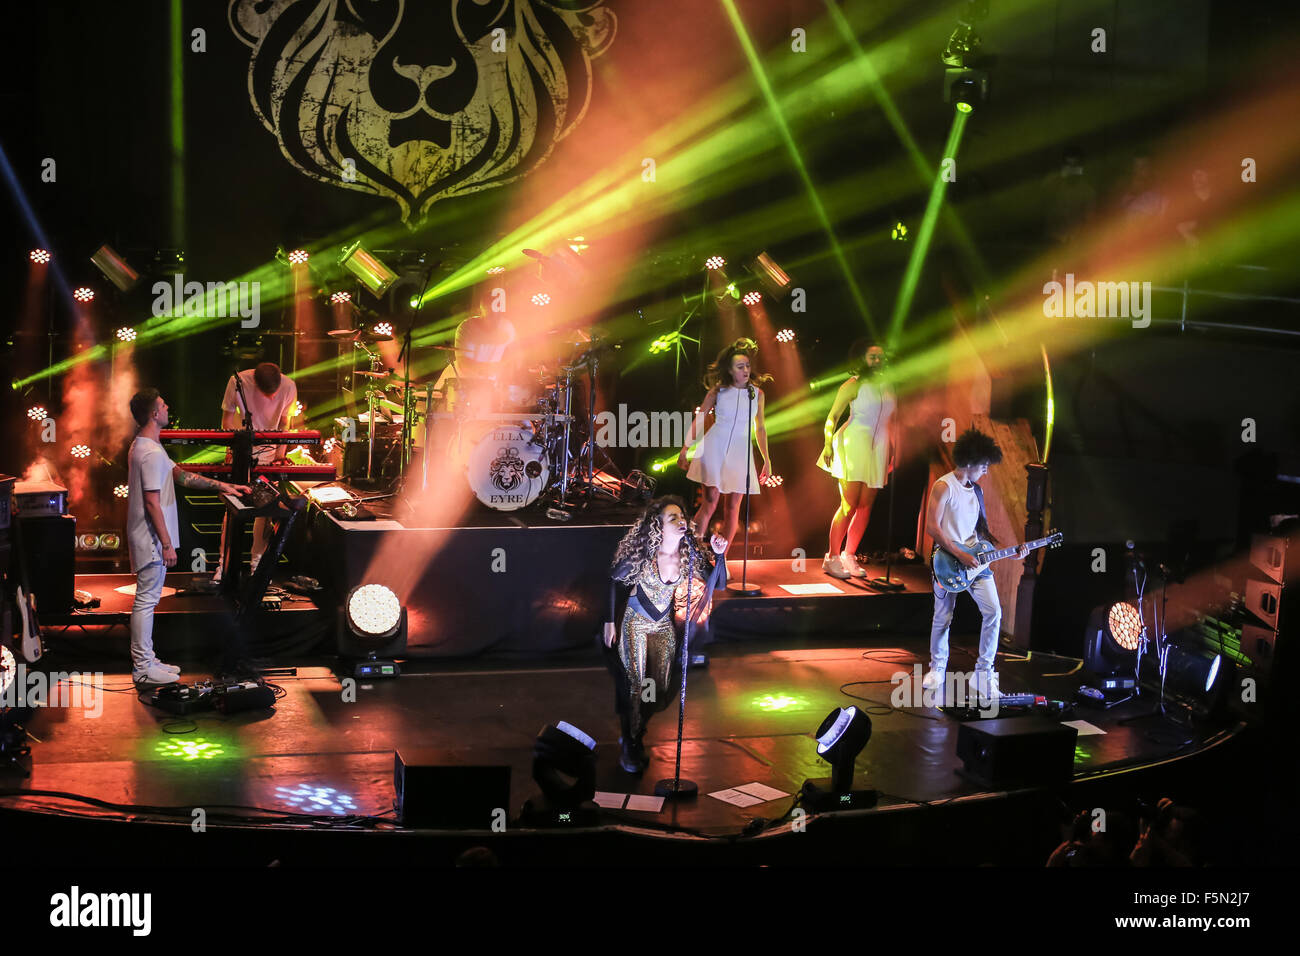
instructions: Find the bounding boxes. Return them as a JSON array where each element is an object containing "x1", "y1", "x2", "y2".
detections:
[{"x1": 980, "y1": 535, "x2": 1055, "y2": 565}]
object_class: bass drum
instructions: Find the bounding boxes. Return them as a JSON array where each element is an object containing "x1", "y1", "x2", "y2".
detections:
[{"x1": 467, "y1": 426, "x2": 550, "y2": 511}]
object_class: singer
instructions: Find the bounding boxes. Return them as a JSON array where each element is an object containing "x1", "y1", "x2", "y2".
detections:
[
  {"x1": 677, "y1": 338, "x2": 772, "y2": 550},
  {"x1": 818, "y1": 342, "x2": 899, "y2": 578},
  {"x1": 602, "y1": 497, "x2": 727, "y2": 774}
]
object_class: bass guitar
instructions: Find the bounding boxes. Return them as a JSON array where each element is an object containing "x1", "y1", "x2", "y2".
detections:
[{"x1": 931, "y1": 530, "x2": 1063, "y2": 593}]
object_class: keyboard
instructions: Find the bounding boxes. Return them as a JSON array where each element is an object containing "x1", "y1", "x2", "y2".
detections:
[
  {"x1": 187, "y1": 463, "x2": 337, "y2": 481},
  {"x1": 160, "y1": 429, "x2": 322, "y2": 445}
]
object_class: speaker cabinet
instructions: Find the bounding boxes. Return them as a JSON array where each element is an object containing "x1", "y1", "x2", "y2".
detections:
[
  {"x1": 956, "y1": 717, "x2": 1077, "y2": 789},
  {"x1": 394, "y1": 749, "x2": 511, "y2": 828},
  {"x1": 16, "y1": 514, "x2": 75, "y2": 614}
]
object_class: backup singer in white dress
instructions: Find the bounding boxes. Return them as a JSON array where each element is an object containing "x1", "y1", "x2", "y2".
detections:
[
  {"x1": 678, "y1": 339, "x2": 772, "y2": 550},
  {"x1": 818, "y1": 344, "x2": 898, "y2": 579}
]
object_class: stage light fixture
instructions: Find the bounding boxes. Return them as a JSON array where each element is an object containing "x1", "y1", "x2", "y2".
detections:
[
  {"x1": 372, "y1": 322, "x2": 393, "y2": 336},
  {"x1": 801, "y1": 706, "x2": 876, "y2": 811},
  {"x1": 340, "y1": 583, "x2": 407, "y2": 679},
  {"x1": 761, "y1": 473, "x2": 784, "y2": 488},
  {"x1": 347, "y1": 585, "x2": 401, "y2": 637},
  {"x1": 90, "y1": 244, "x2": 141, "y2": 292},
  {"x1": 522, "y1": 721, "x2": 599, "y2": 825},
  {"x1": 941, "y1": 2, "x2": 985, "y2": 68},
  {"x1": 956, "y1": 99, "x2": 973, "y2": 113},
  {"x1": 1083, "y1": 601, "x2": 1147, "y2": 699},
  {"x1": 742, "y1": 291, "x2": 763, "y2": 306},
  {"x1": 70, "y1": 444, "x2": 91, "y2": 459},
  {"x1": 330, "y1": 291, "x2": 352, "y2": 304},
  {"x1": 73, "y1": 287, "x2": 95, "y2": 303},
  {"x1": 322, "y1": 437, "x2": 338, "y2": 454},
  {"x1": 747, "y1": 251, "x2": 794, "y2": 299},
  {"x1": 153, "y1": 249, "x2": 185, "y2": 274},
  {"x1": 339, "y1": 242, "x2": 399, "y2": 296},
  {"x1": 1165, "y1": 645, "x2": 1223, "y2": 701},
  {"x1": 30, "y1": 249, "x2": 51, "y2": 264},
  {"x1": 891, "y1": 220, "x2": 909, "y2": 241},
  {"x1": 705, "y1": 256, "x2": 726, "y2": 271},
  {"x1": 27, "y1": 406, "x2": 47, "y2": 421},
  {"x1": 77, "y1": 533, "x2": 100, "y2": 550},
  {"x1": 115, "y1": 326, "x2": 137, "y2": 343},
  {"x1": 1107, "y1": 602, "x2": 1143, "y2": 651},
  {"x1": 776, "y1": 328, "x2": 795, "y2": 343},
  {"x1": 287, "y1": 248, "x2": 310, "y2": 265},
  {"x1": 486, "y1": 265, "x2": 506, "y2": 275},
  {"x1": 114, "y1": 484, "x2": 129, "y2": 498},
  {"x1": 724, "y1": 282, "x2": 739, "y2": 299},
  {"x1": 98, "y1": 532, "x2": 121, "y2": 550},
  {"x1": 531, "y1": 293, "x2": 551, "y2": 306}
]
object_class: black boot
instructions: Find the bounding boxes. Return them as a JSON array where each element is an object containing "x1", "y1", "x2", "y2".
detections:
[{"x1": 618, "y1": 734, "x2": 642, "y2": 774}]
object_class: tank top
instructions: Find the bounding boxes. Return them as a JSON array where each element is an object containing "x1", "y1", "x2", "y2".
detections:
[{"x1": 937, "y1": 471, "x2": 981, "y2": 549}]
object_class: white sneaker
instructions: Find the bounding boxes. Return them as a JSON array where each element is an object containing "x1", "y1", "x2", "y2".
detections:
[
  {"x1": 823, "y1": 553, "x2": 851, "y2": 580},
  {"x1": 922, "y1": 669, "x2": 945, "y2": 692},
  {"x1": 841, "y1": 552, "x2": 867, "y2": 578},
  {"x1": 134, "y1": 664, "x2": 180, "y2": 687},
  {"x1": 154, "y1": 661, "x2": 181, "y2": 675},
  {"x1": 970, "y1": 670, "x2": 1000, "y2": 702}
]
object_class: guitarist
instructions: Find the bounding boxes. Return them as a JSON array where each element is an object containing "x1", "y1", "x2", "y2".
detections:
[{"x1": 923, "y1": 428, "x2": 1028, "y2": 702}]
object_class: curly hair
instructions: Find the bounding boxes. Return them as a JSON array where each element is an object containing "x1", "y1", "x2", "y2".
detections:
[
  {"x1": 952, "y1": 428, "x2": 1004, "y2": 467},
  {"x1": 703, "y1": 338, "x2": 774, "y2": 391},
  {"x1": 611, "y1": 496, "x2": 697, "y2": 585},
  {"x1": 849, "y1": 339, "x2": 889, "y2": 380}
]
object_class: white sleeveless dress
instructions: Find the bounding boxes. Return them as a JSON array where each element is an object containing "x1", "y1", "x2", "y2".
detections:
[
  {"x1": 686, "y1": 386, "x2": 761, "y2": 495},
  {"x1": 818, "y1": 378, "x2": 895, "y2": 487}
]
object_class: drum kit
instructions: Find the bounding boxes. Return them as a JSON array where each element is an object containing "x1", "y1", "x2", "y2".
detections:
[{"x1": 328, "y1": 325, "x2": 605, "y2": 512}]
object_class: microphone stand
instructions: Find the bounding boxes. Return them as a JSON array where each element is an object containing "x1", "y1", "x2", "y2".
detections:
[
  {"x1": 868, "y1": 465, "x2": 905, "y2": 591},
  {"x1": 727, "y1": 384, "x2": 761, "y2": 596},
  {"x1": 655, "y1": 536, "x2": 726, "y2": 800}
]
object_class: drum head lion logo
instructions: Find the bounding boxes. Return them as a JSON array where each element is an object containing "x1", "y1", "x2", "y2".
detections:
[
  {"x1": 229, "y1": 0, "x2": 616, "y2": 224},
  {"x1": 490, "y1": 446, "x2": 527, "y2": 492}
]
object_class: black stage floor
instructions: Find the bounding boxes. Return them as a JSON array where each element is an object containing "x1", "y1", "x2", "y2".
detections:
[{"x1": 1, "y1": 629, "x2": 1250, "y2": 865}]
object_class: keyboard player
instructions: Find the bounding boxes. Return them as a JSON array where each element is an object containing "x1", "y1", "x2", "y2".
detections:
[{"x1": 215, "y1": 362, "x2": 298, "y2": 582}]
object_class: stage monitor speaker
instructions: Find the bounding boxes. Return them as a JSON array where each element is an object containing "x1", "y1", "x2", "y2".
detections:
[
  {"x1": 1244, "y1": 579, "x2": 1281, "y2": 632},
  {"x1": 1250, "y1": 533, "x2": 1296, "y2": 585},
  {"x1": 17, "y1": 514, "x2": 75, "y2": 614},
  {"x1": 394, "y1": 749, "x2": 511, "y2": 829},
  {"x1": 956, "y1": 716, "x2": 1077, "y2": 789}
]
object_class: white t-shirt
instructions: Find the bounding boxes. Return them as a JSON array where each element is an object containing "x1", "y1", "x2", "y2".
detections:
[
  {"x1": 127, "y1": 436, "x2": 179, "y2": 572},
  {"x1": 221, "y1": 369, "x2": 298, "y2": 461}
]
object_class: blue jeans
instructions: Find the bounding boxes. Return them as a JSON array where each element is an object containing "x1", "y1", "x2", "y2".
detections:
[
  {"x1": 130, "y1": 560, "x2": 167, "y2": 676},
  {"x1": 929, "y1": 571, "x2": 1001, "y2": 674}
]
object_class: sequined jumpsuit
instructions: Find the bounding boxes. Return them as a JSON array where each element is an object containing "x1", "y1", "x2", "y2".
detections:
[{"x1": 609, "y1": 556, "x2": 713, "y2": 739}]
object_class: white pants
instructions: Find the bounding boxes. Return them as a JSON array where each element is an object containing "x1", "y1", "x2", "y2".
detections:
[
  {"x1": 130, "y1": 560, "x2": 167, "y2": 676},
  {"x1": 929, "y1": 571, "x2": 1001, "y2": 674}
]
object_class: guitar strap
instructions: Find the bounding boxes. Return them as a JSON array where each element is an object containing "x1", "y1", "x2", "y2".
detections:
[{"x1": 971, "y1": 481, "x2": 995, "y2": 546}]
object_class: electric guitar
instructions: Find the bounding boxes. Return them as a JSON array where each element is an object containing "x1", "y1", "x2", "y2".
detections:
[{"x1": 931, "y1": 530, "x2": 1063, "y2": 593}]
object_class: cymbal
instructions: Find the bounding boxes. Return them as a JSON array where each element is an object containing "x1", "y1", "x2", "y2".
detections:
[{"x1": 329, "y1": 328, "x2": 394, "y2": 343}]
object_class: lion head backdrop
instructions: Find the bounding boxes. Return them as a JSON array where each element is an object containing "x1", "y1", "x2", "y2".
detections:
[{"x1": 229, "y1": 0, "x2": 617, "y2": 225}]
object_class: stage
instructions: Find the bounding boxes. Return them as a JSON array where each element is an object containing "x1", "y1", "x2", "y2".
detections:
[{"x1": 0, "y1": 628, "x2": 1252, "y2": 866}]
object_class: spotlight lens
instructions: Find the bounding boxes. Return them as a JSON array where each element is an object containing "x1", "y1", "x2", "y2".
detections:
[
  {"x1": 346, "y1": 584, "x2": 401, "y2": 638},
  {"x1": 531, "y1": 293, "x2": 551, "y2": 306},
  {"x1": 956, "y1": 101, "x2": 973, "y2": 113},
  {"x1": 288, "y1": 249, "x2": 309, "y2": 264},
  {"x1": 28, "y1": 406, "x2": 47, "y2": 421},
  {"x1": 1107, "y1": 602, "x2": 1143, "y2": 651},
  {"x1": 743, "y1": 291, "x2": 762, "y2": 305},
  {"x1": 486, "y1": 266, "x2": 506, "y2": 275},
  {"x1": 71, "y1": 444, "x2": 91, "y2": 459},
  {"x1": 30, "y1": 249, "x2": 51, "y2": 264},
  {"x1": 73, "y1": 287, "x2": 95, "y2": 302},
  {"x1": 816, "y1": 706, "x2": 856, "y2": 755},
  {"x1": 330, "y1": 291, "x2": 351, "y2": 304},
  {"x1": 705, "y1": 256, "x2": 726, "y2": 271},
  {"x1": 114, "y1": 484, "x2": 129, "y2": 498}
]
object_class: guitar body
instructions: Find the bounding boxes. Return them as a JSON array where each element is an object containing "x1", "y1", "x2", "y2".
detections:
[
  {"x1": 931, "y1": 530, "x2": 1064, "y2": 594},
  {"x1": 930, "y1": 540, "x2": 996, "y2": 594}
]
